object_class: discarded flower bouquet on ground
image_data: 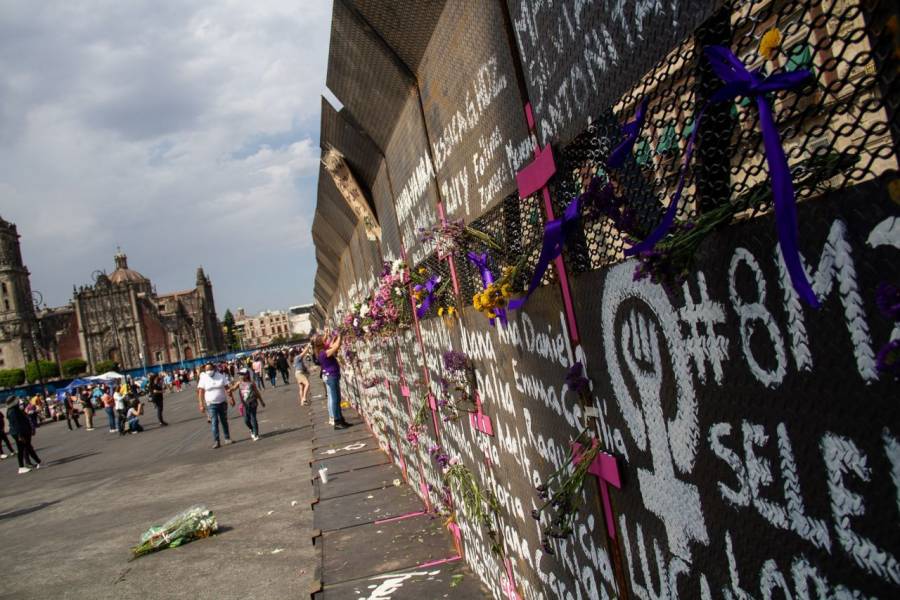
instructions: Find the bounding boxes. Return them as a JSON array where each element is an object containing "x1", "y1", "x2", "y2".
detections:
[{"x1": 130, "y1": 506, "x2": 218, "y2": 560}]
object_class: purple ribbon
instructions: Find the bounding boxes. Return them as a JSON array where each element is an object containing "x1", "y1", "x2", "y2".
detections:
[
  {"x1": 467, "y1": 252, "x2": 508, "y2": 326},
  {"x1": 607, "y1": 98, "x2": 649, "y2": 169},
  {"x1": 508, "y1": 102, "x2": 648, "y2": 310},
  {"x1": 508, "y1": 194, "x2": 584, "y2": 311},
  {"x1": 415, "y1": 276, "x2": 440, "y2": 319},
  {"x1": 625, "y1": 45, "x2": 817, "y2": 308}
]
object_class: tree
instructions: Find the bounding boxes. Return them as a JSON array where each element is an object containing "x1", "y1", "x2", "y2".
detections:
[
  {"x1": 25, "y1": 360, "x2": 60, "y2": 383},
  {"x1": 94, "y1": 359, "x2": 119, "y2": 374},
  {"x1": 0, "y1": 368, "x2": 26, "y2": 388},
  {"x1": 223, "y1": 309, "x2": 238, "y2": 351},
  {"x1": 62, "y1": 358, "x2": 88, "y2": 377}
]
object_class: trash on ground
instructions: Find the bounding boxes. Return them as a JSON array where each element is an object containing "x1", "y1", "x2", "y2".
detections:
[{"x1": 130, "y1": 506, "x2": 218, "y2": 560}]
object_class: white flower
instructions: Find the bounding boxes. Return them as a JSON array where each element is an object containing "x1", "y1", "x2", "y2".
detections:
[
  {"x1": 391, "y1": 259, "x2": 405, "y2": 276},
  {"x1": 359, "y1": 304, "x2": 370, "y2": 317}
]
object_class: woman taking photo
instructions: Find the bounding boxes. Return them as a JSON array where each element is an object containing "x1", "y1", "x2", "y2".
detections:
[{"x1": 313, "y1": 334, "x2": 349, "y2": 430}]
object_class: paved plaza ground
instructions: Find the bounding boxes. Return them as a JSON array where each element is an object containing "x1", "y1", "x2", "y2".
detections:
[{"x1": 0, "y1": 377, "x2": 317, "y2": 600}]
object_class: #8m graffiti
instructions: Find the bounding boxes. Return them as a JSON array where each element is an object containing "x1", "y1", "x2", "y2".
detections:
[{"x1": 574, "y1": 181, "x2": 900, "y2": 599}]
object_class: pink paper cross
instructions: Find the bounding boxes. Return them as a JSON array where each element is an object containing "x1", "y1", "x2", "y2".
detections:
[
  {"x1": 436, "y1": 202, "x2": 461, "y2": 296},
  {"x1": 572, "y1": 442, "x2": 622, "y2": 539},
  {"x1": 513, "y1": 105, "x2": 580, "y2": 343},
  {"x1": 501, "y1": 558, "x2": 521, "y2": 600},
  {"x1": 468, "y1": 393, "x2": 494, "y2": 436}
]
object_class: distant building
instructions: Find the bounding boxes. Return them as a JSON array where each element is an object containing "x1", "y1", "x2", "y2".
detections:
[
  {"x1": 0, "y1": 216, "x2": 226, "y2": 373},
  {"x1": 288, "y1": 304, "x2": 314, "y2": 338},
  {"x1": 235, "y1": 308, "x2": 292, "y2": 348}
]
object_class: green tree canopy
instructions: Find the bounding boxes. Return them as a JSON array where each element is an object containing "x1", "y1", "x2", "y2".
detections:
[
  {"x1": 62, "y1": 358, "x2": 89, "y2": 377},
  {"x1": 25, "y1": 360, "x2": 60, "y2": 382},
  {"x1": 0, "y1": 368, "x2": 26, "y2": 388},
  {"x1": 223, "y1": 309, "x2": 239, "y2": 351}
]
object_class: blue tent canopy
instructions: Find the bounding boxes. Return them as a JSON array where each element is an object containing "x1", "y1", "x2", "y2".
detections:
[{"x1": 55, "y1": 378, "x2": 97, "y2": 402}]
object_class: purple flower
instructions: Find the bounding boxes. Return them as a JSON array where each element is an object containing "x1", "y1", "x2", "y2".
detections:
[
  {"x1": 876, "y1": 339, "x2": 900, "y2": 379},
  {"x1": 443, "y1": 350, "x2": 469, "y2": 373},
  {"x1": 565, "y1": 362, "x2": 590, "y2": 394},
  {"x1": 876, "y1": 283, "x2": 900, "y2": 321}
]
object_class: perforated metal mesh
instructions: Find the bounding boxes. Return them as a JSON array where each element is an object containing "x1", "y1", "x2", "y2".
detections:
[
  {"x1": 553, "y1": 0, "x2": 897, "y2": 276},
  {"x1": 452, "y1": 192, "x2": 551, "y2": 310}
]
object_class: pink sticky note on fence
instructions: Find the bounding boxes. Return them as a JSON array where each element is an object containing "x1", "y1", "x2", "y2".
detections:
[
  {"x1": 502, "y1": 558, "x2": 522, "y2": 600},
  {"x1": 400, "y1": 384, "x2": 410, "y2": 397}
]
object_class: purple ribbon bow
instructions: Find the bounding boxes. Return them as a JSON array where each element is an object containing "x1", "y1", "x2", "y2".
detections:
[
  {"x1": 415, "y1": 276, "x2": 440, "y2": 319},
  {"x1": 467, "y1": 252, "x2": 508, "y2": 326},
  {"x1": 508, "y1": 195, "x2": 584, "y2": 311},
  {"x1": 626, "y1": 45, "x2": 817, "y2": 307}
]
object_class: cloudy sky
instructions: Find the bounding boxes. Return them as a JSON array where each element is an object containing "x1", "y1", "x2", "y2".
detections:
[{"x1": 0, "y1": 0, "x2": 335, "y2": 316}]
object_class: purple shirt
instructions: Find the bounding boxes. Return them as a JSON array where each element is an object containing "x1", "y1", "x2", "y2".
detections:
[{"x1": 318, "y1": 351, "x2": 340, "y2": 378}]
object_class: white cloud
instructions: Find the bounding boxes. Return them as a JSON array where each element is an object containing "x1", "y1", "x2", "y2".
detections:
[{"x1": 0, "y1": 0, "x2": 332, "y2": 314}]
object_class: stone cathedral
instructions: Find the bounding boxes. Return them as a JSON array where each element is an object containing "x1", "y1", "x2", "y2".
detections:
[{"x1": 0, "y1": 216, "x2": 225, "y2": 373}]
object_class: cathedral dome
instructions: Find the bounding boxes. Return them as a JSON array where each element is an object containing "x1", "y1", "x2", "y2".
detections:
[{"x1": 109, "y1": 251, "x2": 149, "y2": 285}]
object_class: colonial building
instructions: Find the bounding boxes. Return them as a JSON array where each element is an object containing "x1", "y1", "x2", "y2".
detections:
[
  {"x1": 288, "y1": 304, "x2": 314, "y2": 338},
  {"x1": 0, "y1": 216, "x2": 226, "y2": 373},
  {"x1": 234, "y1": 308, "x2": 292, "y2": 348}
]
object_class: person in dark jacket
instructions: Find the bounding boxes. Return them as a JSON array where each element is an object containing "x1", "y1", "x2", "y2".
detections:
[
  {"x1": 0, "y1": 409, "x2": 15, "y2": 458},
  {"x1": 5, "y1": 396, "x2": 41, "y2": 474},
  {"x1": 276, "y1": 351, "x2": 290, "y2": 384}
]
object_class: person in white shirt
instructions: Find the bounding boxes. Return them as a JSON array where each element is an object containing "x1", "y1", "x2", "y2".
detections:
[
  {"x1": 113, "y1": 388, "x2": 127, "y2": 436},
  {"x1": 197, "y1": 362, "x2": 235, "y2": 449}
]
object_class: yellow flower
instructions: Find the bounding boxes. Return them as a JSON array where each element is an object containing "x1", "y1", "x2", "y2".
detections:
[
  {"x1": 447, "y1": 306, "x2": 456, "y2": 315},
  {"x1": 418, "y1": 267, "x2": 427, "y2": 275},
  {"x1": 759, "y1": 27, "x2": 782, "y2": 60},
  {"x1": 438, "y1": 307, "x2": 445, "y2": 316}
]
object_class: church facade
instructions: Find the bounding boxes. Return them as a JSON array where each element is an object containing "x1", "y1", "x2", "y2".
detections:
[{"x1": 0, "y1": 216, "x2": 225, "y2": 373}]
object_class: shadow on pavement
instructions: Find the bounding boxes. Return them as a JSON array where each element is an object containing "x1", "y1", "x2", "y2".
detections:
[
  {"x1": 0, "y1": 500, "x2": 62, "y2": 521},
  {"x1": 48, "y1": 452, "x2": 101, "y2": 467}
]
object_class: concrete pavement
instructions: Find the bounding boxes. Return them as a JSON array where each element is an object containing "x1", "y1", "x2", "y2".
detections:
[{"x1": 0, "y1": 375, "x2": 316, "y2": 600}]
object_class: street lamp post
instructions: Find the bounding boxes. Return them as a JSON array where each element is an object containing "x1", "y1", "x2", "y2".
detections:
[{"x1": 30, "y1": 291, "x2": 48, "y2": 399}]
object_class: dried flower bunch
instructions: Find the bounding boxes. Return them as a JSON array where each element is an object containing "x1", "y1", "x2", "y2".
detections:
[
  {"x1": 437, "y1": 351, "x2": 478, "y2": 420},
  {"x1": 632, "y1": 152, "x2": 857, "y2": 293},
  {"x1": 532, "y1": 429, "x2": 602, "y2": 555},
  {"x1": 418, "y1": 219, "x2": 502, "y2": 259},
  {"x1": 444, "y1": 463, "x2": 504, "y2": 557}
]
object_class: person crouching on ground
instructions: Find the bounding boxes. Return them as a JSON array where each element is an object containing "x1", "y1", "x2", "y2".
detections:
[
  {"x1": 230, "y1": 369, "x2": 265, "y2": 441},
  {"x1": 5, "y1": 396, "x2": 41, "y2": 474},
  {"x1": 197, "y1": 362, "x2": 234, "y2": 449},
  {"x1": 126, "y1": 398, "x2": 144, "y2": 433}
]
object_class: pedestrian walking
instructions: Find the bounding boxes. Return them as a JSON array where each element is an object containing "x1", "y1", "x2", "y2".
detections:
[
  {"x1": 293, "y1": 345, "x2": 311, "y2": 406},
  {"x1": 251, "y1": 355, "x2": 265, "y2": 389},
  {"x1": 65, "y1": 391, "x2": 81, "y2": 430},
  {"x1": 276, "y1": 351, "x2": 289, "y2": 384},
  {"x1": 80, "y1": 387, "x2": 95, "y2": 431},
  {"x1": 313, "y1": 334, "x2": 349, "y2": 430},
  {"x1": 230, "y1": 370, "x2": 265, "y2": 441},
  {"x1": 148, "y1": 373, "x2": 168, "y2": 426},
  {"x1": 5, "y1": 396, "x2": 41, "y2": 474},
  {"x1": 102, "y1": 387, "x2": 116, "y2": 432},
  {"x1": 266, "y1": 355, "x2": 278, "y2": 387},
  {"x1": 197, "y1": 362, "x2": 234, "y2": 449},
  {"x1": 0, "y1": 409, "x2": 15, "y2": 459}
]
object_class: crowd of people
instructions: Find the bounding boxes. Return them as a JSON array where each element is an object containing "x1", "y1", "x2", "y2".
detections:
[{"x1": 2, "y1": 333, "x2": 352, "y2": 470}]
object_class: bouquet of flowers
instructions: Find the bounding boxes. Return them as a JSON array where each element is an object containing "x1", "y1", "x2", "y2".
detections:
[{"x1": 130, "y1": 506, "x2": 218, "y2": 560}]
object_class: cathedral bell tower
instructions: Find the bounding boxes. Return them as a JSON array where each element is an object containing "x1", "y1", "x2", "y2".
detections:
[{"x1": 0, "y1": 217, "x2": 36, "y2": 370}]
